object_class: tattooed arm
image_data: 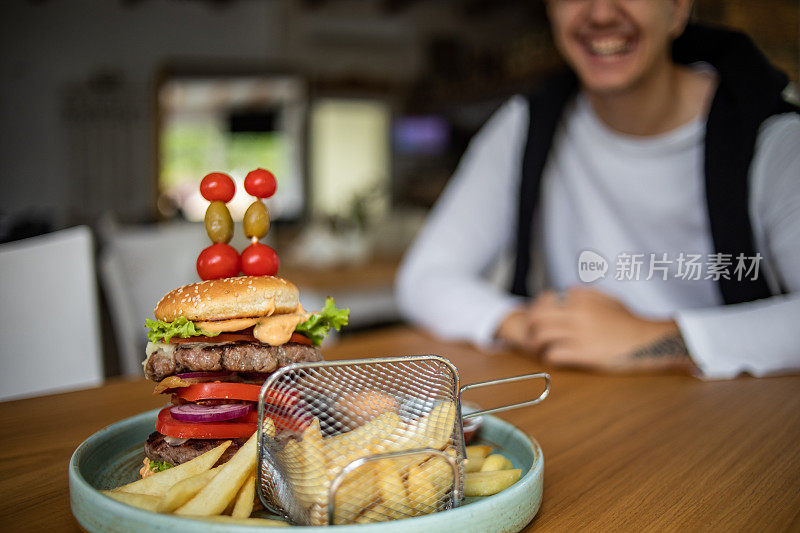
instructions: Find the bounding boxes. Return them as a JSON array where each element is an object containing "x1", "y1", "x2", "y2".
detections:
[
  {"x1": 628, "y1": 331, "x2": 696, "y2": 372},
  {"x1": 521, "y1": 287, "x2": 697, "y2": 373}
]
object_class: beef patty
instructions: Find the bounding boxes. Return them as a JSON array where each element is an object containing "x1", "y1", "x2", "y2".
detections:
[
  {"x1": 144, "y1": 431, "x2": 248, "y2": 466},
  {"x1": 144, "y1": 341, "x2": 322, "y2": 382}
]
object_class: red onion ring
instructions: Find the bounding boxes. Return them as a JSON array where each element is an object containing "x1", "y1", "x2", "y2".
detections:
[{"x1": 169, "y1": 402, "x2": 253, "y2": 423}]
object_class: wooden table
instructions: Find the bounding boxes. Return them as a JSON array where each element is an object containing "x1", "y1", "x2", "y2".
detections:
[{"x1": 1, "y1": 326, "x2": 799, "y2": 531}]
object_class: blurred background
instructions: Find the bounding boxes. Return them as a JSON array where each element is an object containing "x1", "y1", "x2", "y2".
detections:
[{"x1": 0, "y1": 0, "x2": 797, "y2": 399}]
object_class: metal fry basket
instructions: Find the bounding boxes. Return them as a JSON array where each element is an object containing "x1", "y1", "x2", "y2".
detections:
[{"x1": 256, "y1": 355, "x2": 549, "y2": 526}]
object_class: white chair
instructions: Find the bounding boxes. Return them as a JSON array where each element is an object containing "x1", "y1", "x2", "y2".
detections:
[
  {"x1": 0, "y1": 226, "x2": 103, "y2": 401},
  {"x1": 99, "y1": 221, "x2": 207, "y2": 377}
]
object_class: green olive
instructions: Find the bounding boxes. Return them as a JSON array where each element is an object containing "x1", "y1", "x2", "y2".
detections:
[
  {"x1": 205, "y1": 201, "x2": 234, "y2": 243},
  {"x1": 243, "y1": 200, "x2": 270, "y2": 239}
]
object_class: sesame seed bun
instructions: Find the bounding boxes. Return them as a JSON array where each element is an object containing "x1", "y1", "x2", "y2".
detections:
[{"x1": 154, "y1": 276, "x2": 299, "y2": 322}]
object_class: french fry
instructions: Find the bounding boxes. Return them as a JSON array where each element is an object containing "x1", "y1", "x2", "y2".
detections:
[
  {"x1": 175, "y1": 422, "x2": 269, "y2": 516},
  {"x1": 231, "y1": 471, "x2": 257, "y2": 518},
  {"x1": 114, "y1": 440, "x2": 231, "y2": 497},
  {"x1": 465, "y1": 445, "x2": 492, "y2": 460},
  {"x1": 223, "y1": 494, "x2": 236, "y2": 516},
  {"x1": 464, "y1": 469, "x2": 521, "y2": 497},
  {"x1": 101, "y1": 490, "x2": 161, "y2": 512},
  {"x1": 479, "y1": 453, "x2": 513, "y2": 472},
  {"x1": 183, "y1": 515, "x2": 289, "y2": 527},
  {"x1": 158, "y1": 467, "x2": 221, "y2": 512}
]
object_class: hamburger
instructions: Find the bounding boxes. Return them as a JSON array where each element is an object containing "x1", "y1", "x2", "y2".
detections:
[{"x1": 140, "y1": 275, "x2": 348, "y2": 477}]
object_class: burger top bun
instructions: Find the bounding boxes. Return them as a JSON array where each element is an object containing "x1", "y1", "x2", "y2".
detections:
[{"x1": 154, "y1": 276, "x2": 300, "y2": 322}]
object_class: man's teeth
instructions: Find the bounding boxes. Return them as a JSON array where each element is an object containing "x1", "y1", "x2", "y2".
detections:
[{"x1": 589, "y1": 38, "x2": 630, "y2": 56}]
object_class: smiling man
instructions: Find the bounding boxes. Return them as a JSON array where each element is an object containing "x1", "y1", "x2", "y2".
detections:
[{"x1": 396, "y1": 0, "x2": 800, "y2": 378}]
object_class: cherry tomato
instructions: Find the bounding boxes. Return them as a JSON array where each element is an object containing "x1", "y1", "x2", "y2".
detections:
[
  {"x1": 196, "y1": 243, "x2": 240, "y2": 280},
  {"x1": 240, "y1": 242, "x2": 279, "y2": 276},
  {"x1": 244, "y1": 168, "x2": 277, "y2": 199},
  {"x1": 200, "y1": 172, "x2": 235, "y2": 203}
]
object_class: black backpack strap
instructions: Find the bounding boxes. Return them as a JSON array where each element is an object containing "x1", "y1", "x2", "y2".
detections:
[
  {"x1": 510, "y1": 71, "x2": 578, "y2": 297},
  {"x1": 702, "y1": 89, "x2": 793, "y2": 303},
  {"x1": 675, "y1": 25, "x2": 796, "y2": 303}
]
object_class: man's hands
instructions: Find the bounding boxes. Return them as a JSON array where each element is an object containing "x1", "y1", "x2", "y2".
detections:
[{"x1": 495, "y1": 287, "x2": 694, "y2": 373}]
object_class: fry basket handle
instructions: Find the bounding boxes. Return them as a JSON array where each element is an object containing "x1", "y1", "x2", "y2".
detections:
[{"x1": 460, "y1": 372, "x2": 550, "y2": 419}]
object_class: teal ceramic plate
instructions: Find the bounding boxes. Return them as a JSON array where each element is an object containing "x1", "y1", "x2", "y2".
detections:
[{"x1": 70, "y1": 409, "x2": 543, "y2": 533}]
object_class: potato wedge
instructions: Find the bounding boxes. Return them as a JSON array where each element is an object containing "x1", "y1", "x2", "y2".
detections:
[
  {"x1": 464, "y1": 457, "x2": 484, "y2": 473},
  {"x1": 405, "y1": 450, "x2": 456, "y2": 517},
  {"x1": 175, "y1": 423, "x2": 267, "y2": 516},
  {"x1": 405, "y1": 469, "x2": 439, "y2": 516},
  {"x1": 325, "y1": 411, "x2": 402, "y2": 464},
  {"x1": 114, "y1": 440, "x2": 231, "y2": 497},
  {"x1": 296, "y1": 419, "x2": 329, "y2": 508},
  {"x1": 464, "y1": 469, "x2": 521, "y2": 497},
  {"x1": 231, "y1": 471, "x2": 257, "y2": 518},
  {"x1": 277, "y1": 438, "x2": 305, "y2": 503},
  {"x1": 393, "y1": 401, "x2": 456, "y2": 452},
  {"x1": 465, "y1": 445, "x2": 492, "y2": 460},
  {"x1": 101, "y1": 490, "x2": 161, "y2": 512},
  {"x1": 158, "y1": 467, "x2": 220, "y2": 513},
  {"x1": 332, "y1": 462, "x2": 378, "y2": 524},
  {"x1": 372, "y1": 459, "x2": 412, "y2": 520},
  {"x1": 183, "y1": 515, "x2": 289, "y2": 527},
  {"x1": 421, "y1": 401, "x2": 456, "y2": 450},
  {"x1": 354, "y1": 502, "x2": 390, "y2": 524},
  {"x1": 479, "y1": 453, "x2": 513, "y2": 472},
  {"x1": 418, "y1": 451, "x2": 457, "y2": 493}
]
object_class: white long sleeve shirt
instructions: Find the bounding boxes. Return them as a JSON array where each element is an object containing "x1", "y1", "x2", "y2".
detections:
[{"x1": 396, "y1": 93, "x2": 800, "y2": 379}]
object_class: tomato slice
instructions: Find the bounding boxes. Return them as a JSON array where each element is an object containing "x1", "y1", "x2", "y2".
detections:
[
  {"x1": 174, "y1": 382, "x2": 296, "y2": 406},
  {"x1": 156, "y1": 408, "x2": 256, "y2": 439},
  {"x1": 175, "y1": 382, "x2": 260, "y2": 402},
  {"x1": 156, "y1": 407, "x2": 308, "y2": 437}
]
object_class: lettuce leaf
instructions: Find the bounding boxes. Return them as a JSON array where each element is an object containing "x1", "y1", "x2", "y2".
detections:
[
  {"x1": 145, "y1": 298, "x2": 348, "y2": 345},
  {"x1": 294, "y1": 297, "x2": 349, "y2": 346},
  {"x1": 145, "y1": 316, "x2": 219, "y2": 343},
  {"x1": 149, "y1": 460, "x2": 173, "y2": 473}
]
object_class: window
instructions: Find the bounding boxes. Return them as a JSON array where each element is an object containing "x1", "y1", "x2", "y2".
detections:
[
  {"x1": 309, "y1": 98, "x2": 391, "y2": 219},
  {"x1": 158, "y1": 75, "x2": 305, "y2": 221}
]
